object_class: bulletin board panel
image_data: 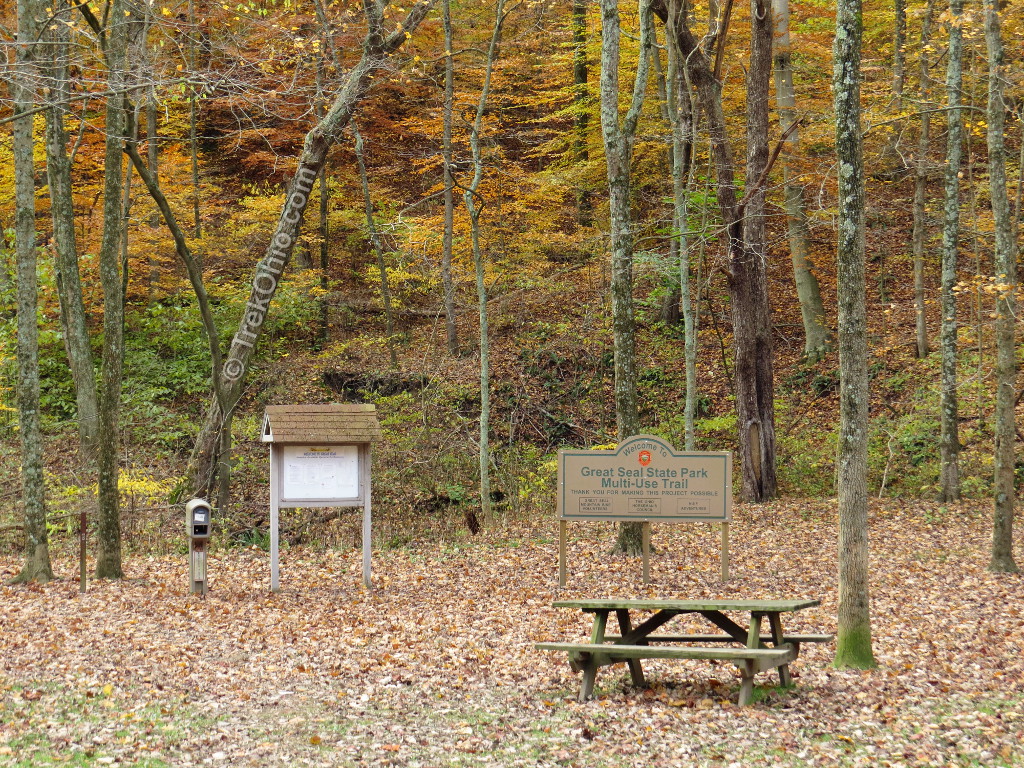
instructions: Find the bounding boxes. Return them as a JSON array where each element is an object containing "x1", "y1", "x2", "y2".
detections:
[{"x1": 280, "y1": 445, "x2": 360, "y2": 503}]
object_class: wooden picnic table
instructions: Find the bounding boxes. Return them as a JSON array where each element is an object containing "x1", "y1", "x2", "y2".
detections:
[{"x1": 537, "y1": 598, "x2": 830, "y2": 705}]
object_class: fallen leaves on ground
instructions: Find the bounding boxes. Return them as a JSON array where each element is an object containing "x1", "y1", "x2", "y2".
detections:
[{"x1": 1, "y1": 500, "x2": 1022, "y2": 767}]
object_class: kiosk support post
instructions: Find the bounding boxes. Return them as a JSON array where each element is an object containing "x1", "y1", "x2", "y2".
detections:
[
  {"x1": 270, "y1": 446, "x2": 281, "y2": 593},
  {"x1": 361, "y1": 444, "x2": 372, "y2": 590}
]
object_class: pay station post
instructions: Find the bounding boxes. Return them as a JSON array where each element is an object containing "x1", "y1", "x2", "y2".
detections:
[
  {"x1": 261, "y1": 404, "x2": 382, "y2": 592},
  {"x1": 557, "y1": 435, "x2": 732, "y2": 585},
  {"x1": 186, "y1": 498, "x2": 212, "y2": 595}
]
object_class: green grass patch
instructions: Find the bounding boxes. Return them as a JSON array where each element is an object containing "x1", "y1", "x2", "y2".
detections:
[{"x1": 0, "y1": 683, "x2": 207, "y2": 767}]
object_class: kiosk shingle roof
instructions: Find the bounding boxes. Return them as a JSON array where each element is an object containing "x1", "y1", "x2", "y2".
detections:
[{"x1": 262, "y1": 404, "x2": 381, "y2": 444}]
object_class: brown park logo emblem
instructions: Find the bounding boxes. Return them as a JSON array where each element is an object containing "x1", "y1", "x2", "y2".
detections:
[{"x1": 638, "y1": 450, "x2": 652, "y2": 467}]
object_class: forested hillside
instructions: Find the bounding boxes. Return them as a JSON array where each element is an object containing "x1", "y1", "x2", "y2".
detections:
[{"x1": 1, "y1": 0, "x2": 1023, "y2": 562}]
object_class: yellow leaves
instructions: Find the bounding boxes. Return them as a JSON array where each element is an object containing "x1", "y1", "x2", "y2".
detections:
[{"x1": 952, "y1": 274, "x2": 1017, "y2": 301}]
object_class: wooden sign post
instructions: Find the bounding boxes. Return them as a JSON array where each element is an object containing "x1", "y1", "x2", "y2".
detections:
[
  {"x1": 261, "y1": 404, "x2": 381, "y2": 592},
  {"x1": 557, "y1": 435, "x2": 732, "y2": 585}
]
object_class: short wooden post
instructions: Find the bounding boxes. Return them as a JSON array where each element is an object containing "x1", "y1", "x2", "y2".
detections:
[
  {"x1": 721, "y1": 522, "x2": 730, "y2": 580},
  {"x1": 79, "y1": 511, "x2": 87, "y2": 594}
]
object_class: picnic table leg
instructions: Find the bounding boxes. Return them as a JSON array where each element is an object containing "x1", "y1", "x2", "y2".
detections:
[
  {"x1": 578, "y1": 611, "x2": 609, "y2": 701},
  {"x1": 579, "y1": 657, "x2": 599, "y2": 702},
  {"x1": 739, "y1": 614, "x2": 764, "y2": 704},
  {"x1": 615, "y1": 609, "x2": 646, "y2": 688},
  {"x1": 746, "y1": 613, "x2": 763, "y2": 648},
  {"x1": 767, "y1": 612, "x2": 793, "y2": 687},
  {"x1": 737, "y1": 660, "x2": 756, "y2": 706}
]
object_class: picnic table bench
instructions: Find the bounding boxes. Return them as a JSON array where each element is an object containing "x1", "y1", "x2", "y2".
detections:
[{"x1": 537, "y1": 598, "x2": 831, "y2": 706}]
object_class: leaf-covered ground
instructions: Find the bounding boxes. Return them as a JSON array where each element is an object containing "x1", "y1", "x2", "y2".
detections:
[{"x1": 1, "y1": 501, "x2": 1022, "y2": 767}]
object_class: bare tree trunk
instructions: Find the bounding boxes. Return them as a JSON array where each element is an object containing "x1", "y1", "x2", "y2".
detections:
[
  {"x1": 44, "y1": 0, "x2": 101, "y2": 460},
  {"x1": 441, "y1": 0, "x2": 459, "y2": 354},
  {"x1": 732, "y1": 0, "x2": 777, "y2": 502},
  {"x1": 660, "y1": 0, "x2": 777, "y2": 502},
  {"x1": 984, "y1": 0, "x2": 1019, "y2": 574},
  {"x1": 314, "y1": 55, "x2": 331, "y2": 349},
  {"x1": 183, "y1": 0, "x2": 438, "y2": 500},
  {"x1": 912, "y1": 0, "x2": 935, "y2": 359},
  {"x1": 94, "y1": 0, "x2": 130, "y2": 579},
  {"x1": 892, "y1": 0, "x2": 906, "y2": 106},
  {"x1": 10, "y1": 0, "x2": 53, "y2": 585},
  {"x1": 188, "y1": 0, "x2": 202, "y2": 240},
  {"x1": 938, "y1": 0, "x2": 964, "y2": 503},
  {"x1": 772, "y1": 0, "x2": 829, "y2": 361},
  {"x1": 664, "y1": 0, "x2": 697, "y2": 449},
  {"x1": 353, "y1": 124, "x2": 399, "y2": 369},
  {"x1": 881, "y1": 0, "x2": 907, "y2": 163},
  {"x1": 144, "y1": 3, "x2": 161, "y2": 297},
  {"x1": 573, "y1": 0, "x2": 593, "y2": 227},
  {"x1": 652, "y1": 32, "x2": 683, "y2": 326},
  {"x1": 602, "y1": 0, "x2": 653, "y2": 553},
  {"x1": 463, "y1": 0, "x2": 509, "y2": 528},
  {"x1": 833, "y1": 0, "x2": 876, "y2": 670}
]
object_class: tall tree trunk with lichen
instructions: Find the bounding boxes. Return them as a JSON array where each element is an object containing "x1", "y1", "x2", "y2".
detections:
[
  {"x1": 664, "y1": 0, "x2": 697, "y2": 449},
  {"x1": 10, "y1": 0, "x2": 53, "y2": 585},
  {"x1": 833, "y1": 0, "x2": 876, "y2": 670},
  {"x1": 601, "y1": 0, "x2": 652, "y2": 554},
  {"x1": 938, "y1": 0, "x2": 964, "y2": 503},
  {"x1": 93, "y1": 0, "x2": 130, "y2": 579},
  {"x1": 984, "y1": 0, "x2": 1019, "y2": 574},
  {"x1": 773, "y1": 0, "x2": 829, "y2": 361}
]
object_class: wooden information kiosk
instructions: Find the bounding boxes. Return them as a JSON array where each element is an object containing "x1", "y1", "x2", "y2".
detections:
[{"x1": 261, "y1": 404, "x2": 381, "y2": 591}]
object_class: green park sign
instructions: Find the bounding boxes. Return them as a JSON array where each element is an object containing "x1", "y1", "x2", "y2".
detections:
[
  {"x1": 556, "y1": 435, "x2": 732, "y2": 585},
  {"x1": 558, "y1": 435, "x2": 731, "y2": 522}
]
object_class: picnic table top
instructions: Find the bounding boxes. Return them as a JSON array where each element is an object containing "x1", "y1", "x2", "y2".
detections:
[{"x1": 552, "y1": 598, "x2": 820, "y2": 613}]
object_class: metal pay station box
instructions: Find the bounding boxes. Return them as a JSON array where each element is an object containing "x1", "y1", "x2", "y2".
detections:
[{"x1": 186, "y1": 498, "x2": 211, "y2": 595}]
